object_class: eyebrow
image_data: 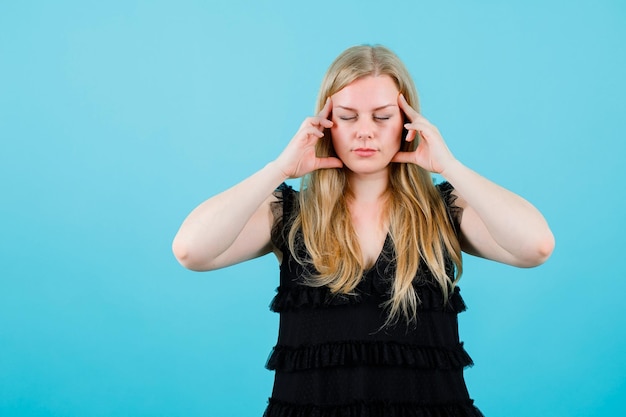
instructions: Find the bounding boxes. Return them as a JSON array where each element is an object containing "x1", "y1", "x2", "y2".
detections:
[{"x1": 335, "y1": 104, "x2": 397, "y2": 112}]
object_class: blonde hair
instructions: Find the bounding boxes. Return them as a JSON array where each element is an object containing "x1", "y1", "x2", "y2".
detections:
[{"x1": 288, "y1": 45, "x2": 462, "y2": 326}]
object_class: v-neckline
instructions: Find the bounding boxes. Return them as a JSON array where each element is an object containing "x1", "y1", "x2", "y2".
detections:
[{"x1": 364, "y1": 233, "x2": 392, "y2": 274}]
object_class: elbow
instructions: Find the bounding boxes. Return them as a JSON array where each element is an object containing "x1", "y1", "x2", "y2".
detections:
[
  {"x1": 520, "y1": 230, "x2": 556, "y2": 268},
  {"x1": 172, "y1": 237, "x2": 208, "y2": 271},
  {"x1": 172, "y1": 237, "x2": 192, "y2": 269},
  {"x1": 540, "y1": 230, "x2": 556, "y2": 261}
]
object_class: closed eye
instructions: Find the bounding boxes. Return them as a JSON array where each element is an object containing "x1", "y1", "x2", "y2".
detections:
[
  {"x1": 374, "y1": 116, "x2": 391, "y2": 121},
  {"x1": 339, "y1": 116, "x2": 357, "y2": 121}
]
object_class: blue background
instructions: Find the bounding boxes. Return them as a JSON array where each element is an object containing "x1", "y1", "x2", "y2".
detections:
[{"x1": 1, "y1": 1, "x2": 625, "y2": 416}]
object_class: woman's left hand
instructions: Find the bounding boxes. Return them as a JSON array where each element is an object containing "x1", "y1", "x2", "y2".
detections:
[{"x1": 391, "y1": 94, "x2": 457, "y2": 174}]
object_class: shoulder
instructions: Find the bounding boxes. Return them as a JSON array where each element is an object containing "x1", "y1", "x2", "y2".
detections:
[
  {"x1": 434, "y1": 181, "x2": 463, "y2": 234},
  {"x1": 274, "y1": 182, "x2": 299, "y2": 201},
  {"x1": 271, "y1": 182, "x2": 300, "y2": 250},
  {"x1": 435, "y1": 180, "x2": 454, "y2": 200},
  {"x1": 271, "y1": 182, "x2": 300, "y2": 219}
]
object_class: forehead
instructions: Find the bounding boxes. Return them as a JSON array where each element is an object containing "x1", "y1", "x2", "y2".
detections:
[{"x1": 332, "y1": 75, "x2": 399, "y2": 109}]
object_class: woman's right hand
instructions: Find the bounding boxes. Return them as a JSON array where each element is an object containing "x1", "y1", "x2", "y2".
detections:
[{"x1": 274, "y1": 98, "x2": 343, "y2": 178}]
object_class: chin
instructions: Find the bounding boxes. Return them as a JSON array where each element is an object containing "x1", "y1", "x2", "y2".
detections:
[{"x1": 344, "y1": 162, "x2": 391, "y2": 177}]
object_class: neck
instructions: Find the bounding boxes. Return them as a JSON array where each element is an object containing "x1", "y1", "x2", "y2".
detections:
[{"x1": 345, "y1": 169, "x2": 390, "y2": 204}]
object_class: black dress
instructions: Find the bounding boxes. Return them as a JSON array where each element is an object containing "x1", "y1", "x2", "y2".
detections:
[{"x1": 264, "y1": 182, "x2": 483, "y2": 417}]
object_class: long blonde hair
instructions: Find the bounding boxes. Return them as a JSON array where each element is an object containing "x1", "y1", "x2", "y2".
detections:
[{"x1": 288, "y1": 45, "x2": 462, "y2": 326}]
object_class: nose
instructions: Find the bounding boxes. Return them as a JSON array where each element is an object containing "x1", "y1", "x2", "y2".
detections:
[
  {"x1": 356, "y1": 118, "x2": 374, "y2": 140},
  {"x1": 357, "y1": 130, "x2": 373, "y2": 140}
]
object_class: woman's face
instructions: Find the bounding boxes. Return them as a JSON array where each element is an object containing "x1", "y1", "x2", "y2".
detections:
[{"x1": 330, "y1": 75, "x2": 404, "y2": 177}]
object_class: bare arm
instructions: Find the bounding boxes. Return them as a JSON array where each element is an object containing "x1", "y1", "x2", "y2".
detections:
[
  {"x1": 442, "y1": 160, "x2": 555, "y2": 267},
  {"x1": 172, "y1": 98, "x2": 342, "y2": 271},
  {"x1": 393, "y1": 94, "x2": 555, "y2": 267},
  {"x1": 172, "y1": 162, "x2": 287, "y2": 271}
]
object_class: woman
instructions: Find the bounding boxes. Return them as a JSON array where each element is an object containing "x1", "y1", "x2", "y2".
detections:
[{"x1": 173, "y1": 45, "x2": 554, "y2": 416}]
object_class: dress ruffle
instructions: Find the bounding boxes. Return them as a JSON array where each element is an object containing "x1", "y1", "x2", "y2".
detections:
[
  {"x1": 266, "y1": 341, "x2": 473, "y2": 372},
  {"x1": 264, "y1": 398, "x2": 484, "y2": 417},
  {"x1": 270, "y1": 283, "x2": 466, "y2": 314},
  {"x1": 269, "y1": 284, "x2": 359, "y2": 311},
  {"x1": 436, "y1": 181, "x2": 463, "y2": 236},
  {"x1": 271, "y1": 182, "x2": 298, "y2": 251}
]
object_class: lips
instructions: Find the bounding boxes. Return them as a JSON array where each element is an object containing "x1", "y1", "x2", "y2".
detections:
[{"x1": 353, "y1": 148, "x2": 377, "y2": 157}]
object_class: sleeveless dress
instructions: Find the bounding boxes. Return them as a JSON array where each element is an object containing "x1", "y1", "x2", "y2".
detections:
[{"x1": 264, "y1": 182, "x2": 483, "y2": 417}]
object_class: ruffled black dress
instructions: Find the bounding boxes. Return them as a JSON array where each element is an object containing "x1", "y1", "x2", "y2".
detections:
[{"x1": 264, "y1": 182, "x2": 483, "y2": 417}]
